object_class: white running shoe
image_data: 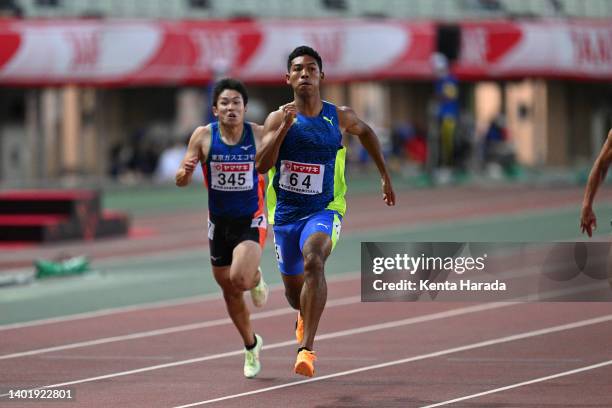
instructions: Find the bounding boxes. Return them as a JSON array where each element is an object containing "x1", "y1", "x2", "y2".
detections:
[
  {"x1": 244, "y1": 333, "x2": 263, "y2": 378},
  {"x1": 250, "y1": 268, "x2": 269, "y2": 307}
]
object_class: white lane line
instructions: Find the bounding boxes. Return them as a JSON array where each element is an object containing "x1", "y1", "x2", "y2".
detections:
[
  {"x1": 2, "y1": 268, "x2": 605, "y2": 360},
  {"x1": 0, "y1": 302, "x2": 512, "y2": 397},
  {"x1": 0, "y1": 272, "x2": 359, "y2": 331},
  {"x1": 0, "y1": 296, "x2": 361, "y2": 360},
  {"x1": 171, "y1": 314, "x2": 612, "y2": 407},
  {"x1": 446, "y1": 357, "x2": 583, "y2": 363},
  {"x1": 421, "y1": 359, "x2": 612, "y2": 408},
  {"x1": 0, "y1": 293, "x2": 219, "y2": 331}
]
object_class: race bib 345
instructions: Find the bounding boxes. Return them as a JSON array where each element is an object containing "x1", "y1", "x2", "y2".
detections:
[{"x1": 210, "y1": 162, "x2": 254, "y2": 191}]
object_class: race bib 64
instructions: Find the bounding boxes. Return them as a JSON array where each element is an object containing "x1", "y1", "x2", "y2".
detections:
[{"x1": 279, "y1": 160, "x2": 324, "y2": 195}]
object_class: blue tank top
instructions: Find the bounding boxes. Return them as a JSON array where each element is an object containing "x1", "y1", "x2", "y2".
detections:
[
  {"x1": 267, "y1": 101, "x2": 347, "y2": 225},
  {"x1": 204, "y1": 122, "x2": 264, "y2": 218}
]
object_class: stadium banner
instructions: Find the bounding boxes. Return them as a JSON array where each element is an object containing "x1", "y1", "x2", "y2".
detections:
[
  {"x1": 457, "y1": 20, "x2": 612, "y2": 80},
  {"x1": 0, "y1": 19, "x2": 610, "y2": 85},
  {"x1": 361, "y1": 242, "x2": 612, "y2": 302}
]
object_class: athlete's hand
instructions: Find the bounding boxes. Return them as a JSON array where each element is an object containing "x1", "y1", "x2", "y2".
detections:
[
  {"x1": 382, "y1": 175, "x2": 396, "y2": 206},
  {"x1": 280, "y1": 103, "x2": 297, "y2": 128},
  {"x1": 580, "y1": 205, "x2": 596, "y2": 237},
  {"x1": 184, "y1": 156, "x2": 199, "y2": 175}
]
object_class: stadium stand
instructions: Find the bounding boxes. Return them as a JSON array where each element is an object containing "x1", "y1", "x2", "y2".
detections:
[{"x1": 6, "y1": 0, "x2": 612, "y2": 19}]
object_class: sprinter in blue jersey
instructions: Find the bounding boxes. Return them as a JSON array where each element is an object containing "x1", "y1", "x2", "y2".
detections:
[
  {"x1": 176, "y1": 78, "x2": 268, "y2": 378},
  {"x1": 256, "y1": 46, "x2": 396, "y2": 377}
]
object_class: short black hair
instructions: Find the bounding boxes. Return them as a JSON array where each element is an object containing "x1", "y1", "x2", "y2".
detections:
[
  {"x1": 287, "y1": 46, "x2": 323, "y2": 72},
  {"x1": 212, "y1": 78, "x2": 248, "y2": 107}
]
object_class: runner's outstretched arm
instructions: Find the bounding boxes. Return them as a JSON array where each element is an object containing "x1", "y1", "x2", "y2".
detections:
[
  {"x1": 581, "y1": 128, "x2": 612, "y2": 237},
  {"x1": 176, "y1": 126, "x2": 207, "y2": 187},
  {"x1": 337, "y1": 106, "x2": 396, "y2": 206}
]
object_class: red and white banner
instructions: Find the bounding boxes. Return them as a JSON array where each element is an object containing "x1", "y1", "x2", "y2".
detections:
[
  {"x1": 0, "y1": 19, "x2": 610, "y2": 85},
  {"x1": 457, "y1": 20, "x2": 612, "y2": 80}
]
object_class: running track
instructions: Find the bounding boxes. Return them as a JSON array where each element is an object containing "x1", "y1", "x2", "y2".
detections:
[
  {"x1": 1, "y1": 185, "x2": 611, "y2": 406},
  {"x1": 0, "y1": 274, "x2": 611, "y2": 407}
]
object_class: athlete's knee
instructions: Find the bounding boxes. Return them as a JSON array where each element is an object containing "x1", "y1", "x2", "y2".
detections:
[
  {"x1": 303, "y1": 252, "x2": 325, "y2": 276},
  {"x1": 230, "y1": 273, "x2": 251, "y2": 291},
  {"x1": 220, "y1": 284, "x2": 242, "y2": 302},
  {"x1": 214, "y1": 273, "x2": 232, "y2": 291}
]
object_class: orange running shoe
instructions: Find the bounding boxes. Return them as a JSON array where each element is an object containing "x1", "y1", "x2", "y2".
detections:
[
  {"x1": 295, "y1": 312, "x2": 304, "y2": 344},
  {"x1": 294, "y1": 349, "x2": 316, "y2": 377}
]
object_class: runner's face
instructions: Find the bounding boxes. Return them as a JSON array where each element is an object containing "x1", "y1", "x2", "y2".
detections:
[
  {"x1": 213, "y1": 89, "x2": 246, "y2": 125},
  {"x1": 286, "y1": 55, "x2": 322, "y2": 96}
]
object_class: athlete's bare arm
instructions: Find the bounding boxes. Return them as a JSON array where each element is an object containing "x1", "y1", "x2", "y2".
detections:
[
  {"x1": 255, "y1": 103, "x2": 296, "y2": 173},
  {"x1": 249, "y1": 122, "x2": 265, "y2": 151},
  {"x1": 337, "y1": 106, "x2": 396, "y2": 206},
  {"x1": 175, "y1": 125, "x2": 210, "y2": 187},
  {"x1": 581, "y1": 128, "x2": 612, "y2": 237}
]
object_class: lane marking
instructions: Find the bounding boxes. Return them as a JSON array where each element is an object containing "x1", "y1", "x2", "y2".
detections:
[
  {"x1": 3, "y1": 197, "x2": 608, "y2": 329},
  {"x1": 2, "y1": 266, "x2": 607, "y2": 359},
  {"x1": 0, "y1": 293, "x2": 219, "y2": 331},
  {"x1": 446, "y1": 357, "x2": 583, "y2": 363},
  {"x1": 421, "y1": 359, "x2": 612, "y2": 407},
  {"x1": 0, "y1": 302, "x2": 513, "y2": 397},
  {"x1": 171, "y1": 314, "x2": 612, "y2": 407},
  {"x1": 0, "y1": 296, "x2": 361, "y2": 360},
  {"x1": 0, "y1": 272, "x2": 359, "y2": 331}
]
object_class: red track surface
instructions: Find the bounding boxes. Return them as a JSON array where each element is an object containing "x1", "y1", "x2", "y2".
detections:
[
  {"x1": 1, "y1": 185, "x2": 611, "y2": 407},
  {"x1": 0, "y1": 275, "x2": 611, "y2": 407}
]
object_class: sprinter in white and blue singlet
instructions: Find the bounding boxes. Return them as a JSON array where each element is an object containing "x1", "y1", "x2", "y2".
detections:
[
  {"x1": 256, "y1": 46, "x2": 396, "y2": 377},
  {"x1": 176, "y1": 78, "x2": 268, "y2": 379}
]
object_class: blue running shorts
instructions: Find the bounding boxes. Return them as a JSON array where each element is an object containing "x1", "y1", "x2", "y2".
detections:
[{"x1": 272, "y1": 209, "x2": 342, "y2": 276}]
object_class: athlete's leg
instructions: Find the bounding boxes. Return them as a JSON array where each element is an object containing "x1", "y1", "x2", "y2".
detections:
[
  {"x1": 209, "y1": 218, "x2": 263, "y2": 378},
  {"x1": 297, "y1": 210, "x2": 342, "y2": 351},
  {"x1": 232, "y1": 238, "x2": 269, "y2": 308},
  {"x1": 230, "y1": 240, "x2": 262, "y2": 291},
  {"x1": 229, "y1": 228, "x2": 268, "y2": 378},
  {"x1": 212, "y1": 265, "x2": 255, "y2": 347},
  {"x1": 299, "y1": 232, "x2": 332, "y2": 350}
]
